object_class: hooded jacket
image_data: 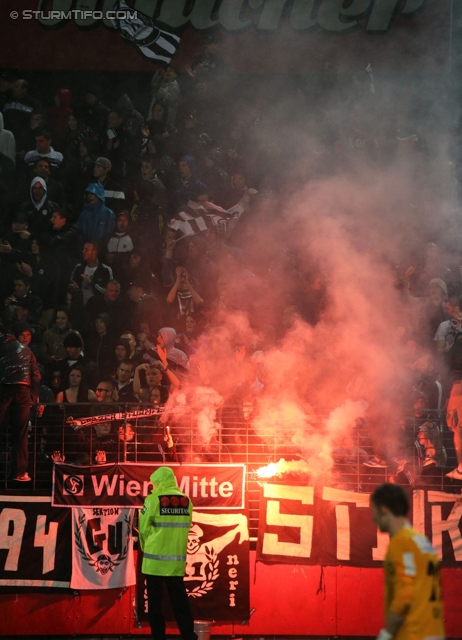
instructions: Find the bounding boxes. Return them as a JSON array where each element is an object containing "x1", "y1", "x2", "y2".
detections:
[
  {"x1": 0, "y1": 113, "x2": 16, "y2": 163},
  {"x1": 30, "y1": 176, "x2": 47, "y2": 211},
  {"x1": 139, "y1": 466, "x2": 192, "y2": 577},
  {"x1": 21, "y1": 177, "x2": 59, "y2": 234},
  {"x1": 76, "y1": 182, "x2": 115, "y2": 244},
  {"x1": 158, "y1": 327, "x2": 189, "y2": 370}
]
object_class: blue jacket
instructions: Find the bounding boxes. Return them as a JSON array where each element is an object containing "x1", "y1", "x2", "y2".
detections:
[{"x1": 76, "y1": 182, "x2": 115, "y2": 245}]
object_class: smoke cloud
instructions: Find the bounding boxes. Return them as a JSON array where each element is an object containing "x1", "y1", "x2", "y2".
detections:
[{"x1": 163, "y1": 13, "x2": 457, "y2": 476}]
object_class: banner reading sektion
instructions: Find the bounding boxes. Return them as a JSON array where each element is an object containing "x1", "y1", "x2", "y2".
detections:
[
  {"x1": 71, "y1": 507, "x2": 136, "y2": 590},
  {"x1": 137, "y1": 509, "x2": 250, "y2": 621},
  {"x1": 257, "y1": 484, "x2": 462, "y2": 567},
  {"x1": 52, "y1": 463, "x2": 245, "y2": 509},
  {"x1": 0, "y1": 496, "x2": 71, "y2": 587}
]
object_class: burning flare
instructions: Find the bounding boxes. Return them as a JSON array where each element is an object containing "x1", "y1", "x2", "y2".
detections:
[{"x1": 255, "y1": 458, "x2": 312, "y2": 479}]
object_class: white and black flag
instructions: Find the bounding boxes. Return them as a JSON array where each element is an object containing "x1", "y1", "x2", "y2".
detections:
[
  {"x1": 169, "y1": 199, "x2": 250, "y2": 238},
  {"x1": 112, "y1": 0, "x2": 181, "y2": 64}
]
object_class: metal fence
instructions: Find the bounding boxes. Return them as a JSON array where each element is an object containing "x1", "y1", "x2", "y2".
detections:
[{"x1": 0, "y1": 403, "x2": 457, "y2": 542}]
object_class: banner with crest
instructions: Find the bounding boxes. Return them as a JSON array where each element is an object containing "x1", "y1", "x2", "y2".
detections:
[
  {"x1": 137, "y1": 509, "x2": 250, "y2": 621},
  {"x1": 70, "y1": 507, "x2": 136, "y2": 590}
]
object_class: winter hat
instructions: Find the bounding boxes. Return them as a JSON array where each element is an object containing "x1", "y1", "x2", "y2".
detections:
[
  {"x1": 181, "y1": 155, "x2": 196, "y2": 176},
  {"x1": 14, "y1": 322, "x2": 33, "y2": 337},
  {"x1": 63, "y1": 331, "x2": 83, "y2": 349},
  {"x1": 429, "y1": 278, "x2": 448, "y2": 297},
  {"x1": 12, "y1": 211, "x2": 28, "y2": 224},
  {"x1": 11, "y1": 297, "x2": 31, "y2": 310},
  {"x1": 115, "y1": 337, "x2": 130, "y2": 356},
  {"x1": 96, "y1": 312, "x2": 111, "y2": 327}
]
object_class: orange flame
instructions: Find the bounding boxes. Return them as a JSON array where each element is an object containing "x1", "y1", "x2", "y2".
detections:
[{"x1": 255, "y1": 458, "x2": 312, "y2": 479}]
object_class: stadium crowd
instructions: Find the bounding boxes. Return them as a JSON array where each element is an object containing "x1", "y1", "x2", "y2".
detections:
[{"x1": 1, "y1": 54, "x2": 462, "y2": 483}]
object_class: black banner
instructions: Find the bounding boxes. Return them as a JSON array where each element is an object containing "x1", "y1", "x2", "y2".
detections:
[
  {"x1": 137, "y1": 509, "x2": 250, "y2": 622},
  {"x1": 257, "y1": 485, "x2": 462, "y2": 567},
  {"x1": 0, "y1": 496, "x2": 71, "y2": 587},
  {"x1": 52, "y1": 463, "x2": 245, "y2": 509}
]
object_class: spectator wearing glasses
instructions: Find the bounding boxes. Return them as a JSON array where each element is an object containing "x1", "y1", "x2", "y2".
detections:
[{"x1": 95, "y1": 380, "x2": 117, "y2": 404}]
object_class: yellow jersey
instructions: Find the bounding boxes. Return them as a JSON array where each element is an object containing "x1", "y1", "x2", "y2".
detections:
[{"x1": 384, "y1": 527, "x2": 445, "y2": 640}]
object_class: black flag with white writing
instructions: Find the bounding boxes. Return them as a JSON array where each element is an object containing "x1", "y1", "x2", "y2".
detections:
[{"x1": 0, "y1": 496, "x2": 71, "y2": 587}]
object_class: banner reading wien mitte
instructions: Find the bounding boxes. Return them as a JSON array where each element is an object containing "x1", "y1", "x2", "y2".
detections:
[
  {"x1": 52, "y1": 463, "x2": 245, "y2": 509},
  {"x1": 51, "y1": 463, "x2": 250, "y2": 619}
]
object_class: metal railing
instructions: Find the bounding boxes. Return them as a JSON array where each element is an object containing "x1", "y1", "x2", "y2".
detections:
[{"x1": 0, "y1": 403, "x2": 458, "y2": 541}]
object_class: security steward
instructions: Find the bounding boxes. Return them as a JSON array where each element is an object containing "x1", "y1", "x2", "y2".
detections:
[{"x1": 139, "y1": 466, "x2": 198, "y2": 640}]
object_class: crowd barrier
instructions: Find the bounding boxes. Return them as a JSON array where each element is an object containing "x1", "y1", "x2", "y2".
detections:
[{"x1": 0, "y1": 403, "x2": 457, "y2": 541}]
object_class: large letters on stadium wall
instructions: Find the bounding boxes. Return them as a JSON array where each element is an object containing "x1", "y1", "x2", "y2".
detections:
[
  {"x1": 257, "y1": 484, "x2": 462, "y2": 567},
  {"x1": 2, "y1": 477, "x2": 462, "y2": 595},
  {"x1": 0, "y1": 0, "x2": 450, "y2": 74},
  {"x1": 0, "y1": 496, "x2": 71, "y2": 587},
  {"x1": 26, "y1": 0, "x2": 426, "y2": 33}
]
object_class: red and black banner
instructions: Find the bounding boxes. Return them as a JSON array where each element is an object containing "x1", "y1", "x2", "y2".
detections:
[
  {"x1": 256, "y1": 484, "x2": 462, "y2": 567},
  {"x1": 137, "y1": 509, "x2": 250, "y2": 622},
  {"x1": 52, "y1": 463, "x2": 246, "y2": 509}
]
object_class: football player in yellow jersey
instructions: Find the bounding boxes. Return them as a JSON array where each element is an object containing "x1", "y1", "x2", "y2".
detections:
[{"x1": 371, "y1": 483, "x2": 445, "y2": 640}]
